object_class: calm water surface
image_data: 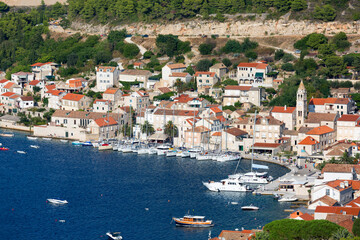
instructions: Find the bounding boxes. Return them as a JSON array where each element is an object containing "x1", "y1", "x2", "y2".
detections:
[{"x1": 0, "y1": 131, "x2": 290, "y2": 240}]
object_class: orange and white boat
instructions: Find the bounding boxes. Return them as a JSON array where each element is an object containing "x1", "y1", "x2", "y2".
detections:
[{"x1": 173, "y1": 215, "x2": 214, "y2": 228}]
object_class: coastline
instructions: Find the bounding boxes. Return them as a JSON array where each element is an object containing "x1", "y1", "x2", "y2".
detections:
[{"x1": 0, "y1": 125, "x2": 32, "y2": 133}]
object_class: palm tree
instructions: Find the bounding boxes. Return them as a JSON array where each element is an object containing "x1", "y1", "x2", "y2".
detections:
[
  {"x1": 164, "y1": 121, "x2": 178, "y2": 140},
  {"x1": 141, "y1": 120, "x2": 155, "y2": 136},
  {"x1": 331, "y1": 228, "x2": 352, "y2": 240}
]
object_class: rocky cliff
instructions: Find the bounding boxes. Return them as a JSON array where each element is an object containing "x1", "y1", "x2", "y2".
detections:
[{"x1": 70, "y1": 18, "x2": 360, "y2": 37}]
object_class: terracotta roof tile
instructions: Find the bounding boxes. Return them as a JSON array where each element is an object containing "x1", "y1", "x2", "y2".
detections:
[
  {"x1": 167, "y1": 63, "x2": 186, "y2": 69},
  {"x1": 194, "y1": 71, "x2": 216, "y2": 77},
  {"x1": 299, "y1": 136, "x2": 318, "y2": 145},
  {"x1": 62, "y1": 93, "x2": 85, "y2": 101},
  {"x1": 96, "y1": 66, "x2": 116, "y2": 72},
  {"x1": 309, "y1": 98, "x2": 350, "y2": 105},
  {"x1": 321, "y1": 164, "x2": 355, "y2": 174},
  {"x1": 226, "y1": 127, "x2": 248, "y2": 136},
  {"x1": 225, "y1": 85, "x2": 252, "y2": 91},
  {"x1": 253, "y1": 142, "x2": 281, "y2": 148},
  {"x1": 271, "y1": 106, "x2": 296, "y2": 114},
  {"x1": 338, "y1": 114, "x2": 360, "y2": 122},
  {"x1": 1, "y1": 92, "x2": 16, "y2": 97},
  {"x1": 306, "y1": 126, "x2": 334, "y2": 135},
  {"x1": 312, "y1": 195, "x2": 338, "y2": 206},
  {"x1": 20, "y1": 96, "x2": 34, "y2": 101},
  {"x1": 305, "y1": 112, "x2": 337, "y2": 123},
  {"x1": 94, "y1": 116, "x2": 117, "y2": 127},
  {"x1": 237, "y1": 62, "x2": 268, "y2": 69},
  {"x1": 29, "y1": 80, "x2": 40, "y2": 86},
  {"x1": 169, "y1": 72, "x2": 189, "y2": 78},
  {"x1": 104, "y1": 88, "x2": 120, "y2": 95}
]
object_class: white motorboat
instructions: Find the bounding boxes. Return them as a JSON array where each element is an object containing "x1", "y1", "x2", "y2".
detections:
[
  {"x1": 203, "y1": 179, "x2": 252, "y2": 192},
  {"x1": 166, "y1": 150, "x2": 177, "y2": 157},
  {"x1": 241, "y1": 204, "x2": 259, "y2": 211},
  {"x1": 148, "y1": 148, "x2": 157, "y2": 155},
  {"x1": 196, "y1": 153, "x2": 213, "y2": 161},
  {"x1": 137, "y1": 148, "x2": 149, "y2": 155},
  {"x1": 278, "y1": 196, "x2": 298, "y2": 202},
  {"x1": 42, "y1": 137, "x2": 52, "y2": 140},
  {"x1": 60, "y1": 139, "x2": 68, "y2": 143},
  {"x1": 17, "y1": 150, "x2": 26, "y2": 154},
  {"x1": 106, "y1": 232, "x2": 123, "y2": 240},
  {"x1": 30, "y1": 145, "x2": 40, "y2": 149},
  {"x1": 230, "y1": 202, "x2": 238, "y2": 205},
  {"x1": 98, "y1": 144, "x2": 113, "y2": 151},
  {"x1": 47, "y1": 199, "x2": 68, "y2": 205},
  {"x1": 156, "y1": 144, "x2": 170, "y2": 155},
  {"x1": 189, "y1": 147, "x2": 203, "y2": 158},
  {"x1": 217, "y1": 155, "x2": 241, "y2": 162},
  {"x1": 178, "y1": 151, "x2": 190, "y2": 158},
  {"x1": 122, "y1": 145, "x2": 133, "y2": 153},
  {"x1": 27, "y1": 136, "x2": 38, "y2": 140},
  {"x1": 236, "y1": 172, "x2": 269, "y2": 185}
]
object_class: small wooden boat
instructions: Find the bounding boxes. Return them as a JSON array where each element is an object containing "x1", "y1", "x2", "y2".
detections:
[
  {"x1": 60, "y1": 139, "x2": 68, "y2": 143},
  {"x1": 241, "y1": 204, "x2": 259, "y2": 211},
  {"x1": 47, "y1": 199, "x2": 68, "y2": 205},
  {"x1": 72, "y1": 141, "x2": 82, "y2": 146},
  {"x1": 173, "y1": 215, "x2": 214, "y2": 228},
  {"x1": 278, "y1": 196, "x2": 298, "y2": 202},
  {"x1": 42, "y1": 137, "x2": 52, "y2": 141},
  {"x1": 0, "y1": 147, "x2": 9, "y2": 151},
  {"x1": 0, "y1": 133, "x2": 14, "y2": 137},
  {"x1": 17, "y1": 151, "x2": 26, "y2": 154},
  {"x1": 106, "y1": 232, "x2": 123, "y2": 240},
  {"x1": 30, "y1": 145, "x2": 40, "y2": 149},
  {"x1": 27, "y1": 136, "x2": 38, "y2": 140}
]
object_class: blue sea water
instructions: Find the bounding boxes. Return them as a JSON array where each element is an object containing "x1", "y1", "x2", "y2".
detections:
[{"x1": 0, "y1": 131, "x2": 290, "y2": 240}]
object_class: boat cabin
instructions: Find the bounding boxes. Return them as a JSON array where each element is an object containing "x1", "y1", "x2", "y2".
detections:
[{"x1": 183, "y1": 215, "x2": 206, "y2": 222}]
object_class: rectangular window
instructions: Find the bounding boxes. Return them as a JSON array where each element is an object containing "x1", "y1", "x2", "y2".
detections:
[{"x1": 326, "y1": 189, "x2": 330, "y2": 195}]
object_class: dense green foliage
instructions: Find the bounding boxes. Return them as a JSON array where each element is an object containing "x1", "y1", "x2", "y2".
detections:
[
  {"x1": 156, "y1": 34, "x2": 191, "y2": 57},
  {"x1": 199, "y1": 43, "x2": 215, "y2": 55},
  {"x1": 354, "y1": 218, "x2": 360, "y2": 236},
  {"x1": 199, "y1": 94, "x2": 216, "y2": 104},
  {"x1": 196, "y1": 59, "x2": 212, "y2": 71},
  {"x1": 153, "y1": 91, "x2": 175, "y2": 101},
  {"x1": 313, "y1": 4, "x2": 336, "y2": 22},
  {"x1": 222, "y1": 79, "x2": 238, "y2": 86},
  {"x1": 222, "y1": 38, "x2": 258, "y2": 54},
  {"x1": 263, "y1": 219, "x2": 344, "y2": 240}
]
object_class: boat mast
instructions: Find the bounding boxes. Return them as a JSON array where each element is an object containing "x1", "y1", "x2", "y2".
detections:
[
  {"x1": 251, "y1": 110, "x2": 257, "y2": 173},
  {"x1": 145, "y1": 107, "x2": 148, "y2": 141},
  {"x1": 192, "y1": 109, "x2": 195, "y2": 148}
]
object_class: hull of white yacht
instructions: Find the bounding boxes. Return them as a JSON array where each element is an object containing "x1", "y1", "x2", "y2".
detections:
[{"x1": 203, "y1": 181, "x2": 251, "y2": 192}]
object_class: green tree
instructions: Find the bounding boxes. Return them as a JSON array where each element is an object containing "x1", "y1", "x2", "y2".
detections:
[
  {"x1": 141, "y1": 120, "x2": 155, "y2": 136},
  {"x1": 291, "y1": 0, "x2": 307, "y2": 11},
  {"x1": 222, "y1": 39, "x2": 242, "y2": 53},
  {"x1": 306, "y1": 33, "x2": 328, "y2": 50},
  {"x1": 222, "y1": 58, "x2": 232, "y2": 67},
  {"x1": 0, "y1": 1, "x2": 9, "y2": 12},
  {"x1": 313, "y1": 4, "x2": 336, "y2": 22},
  {"x1": 199, "y1": 43, "x2": 214, "y2": 55},
  {"x1": 143, "y1": 50, "x2": 154, "y2": 59},
  {"x1": 318, "y1": 43, "x2": 336, "y2": 59},
  {"x1": 164, "y1": 121, "x2": 178, "y2": 139},
  {"x1": 282, "y1": 53, "x2": 295, "y2": 63},
  {"x1": 252, "y1": 231, "x2": 270, "y2": 240},
  {"x1": 281, "y1": 63, "x2": 294, "y2": 71},
  {"x1": 108, "y1": 30, "x2": 127, "y2": 43},
  {"x1": 332, "y1": 32, "x2": 351, "y2": 51},
  {"x1": 245, "y1": 51, "x2": 257, "y2": 60},
  {"x1": 332, "y1": 228, "x2": 353, "y2": 240},
  {"x1": 222, "y1": 79, "x2": 238, "y2": 85},
  {"x1": 354, "y1": 218, "x2": 360, "y2": 236},
  {"x1": 199, "y1": 94, "x2": 216, "y2": 103},
  {"x1": 324, "y1": 56, "x2": 346, "y2": 78},
  {"x1": 123, "y1": 43, "x2": 139, "y2": 58},
  {"x1": 196, "y1": 59, "x2": 212, "y2": 71},
  {"x1": 274, "y1": 49, "x2": 285, "y2": 61}
]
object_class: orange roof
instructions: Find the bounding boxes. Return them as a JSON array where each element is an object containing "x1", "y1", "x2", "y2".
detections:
[
  {"x1": 237, "y1": 62, "x2": 268, "y2": 69},
  {"x1": 96, "y1": 66, "x2": 116, "y2": 72},
  {"x1": 210, "y1": 107, "x2": 222, "y2": 113},
  {"x1": 216, "y1": 115, "x2": 226, "y2": 123},
  {"x1": 315, "y1": 206, "x2": 360, "y2": 216},
  {"x1": 167, "y1": 63, "x2": 186, "y2": 69},
  {"x1": 3, "y1": 82, "x2": 15, "y2": 89},
  {"x1": 170, "y1": 72, "x2": 188, "y2": 78},
  {"x1": 62, "y1": 93, "x2": 85, "y2": 101},
  {"x1": 309, "y1": 98, "x2": 350, "y2": 105},
  {"x1": 1, "y1": 92, "x2": 15, "y2": 97},
  {"x1": 46, "y1": 90, "x2": 63, "y2": 96},
  {"x1": 9, "y1": 94, "x2": 20, "y2": 99},
  {"x1": 271, "y1": 106, "x2": 296, "y2": 114},
  {"x1": 299, "y1": 136, "x2": 318, "y2": 145},
  {"x1": 273, "y1": 79, "x2": 283, "y2": 83},
  {"x1": 338, "y1": 114, "x2": 360, "y2": 122},
  {"x1": 94, "y1": 116, "x2": 117, "y2": 127},
  {"x1": 45, "y1": 85, "x2": 56, "y2": 91},
  {"x1": 299, "y1": 213, "x2": 314, "y2": 221},
  {"x1": 194, "y1": 71, "x2": 216, "y2": 77},
  {"x1": 104, "y1": 88, "x2": 119, "y2": 94},
  {"x1": 225, "y1": 85, "x2": 252, "y2": 91},
  {"x1": 94, "y1": 99, "x2": 110, "y2": 104},
  {"x1": 31, "y1": 62, "x2": 54, "y2": 67},
  {"x1": 68, "y1": 79, "x2": 82, "y2": 88},
  {"x1": 306, "y1": 125, "x2": 334, "y2": 135},
  {"x1": 327, "y1": 180, "x2": 353, "y2": 192},
  {"x1": 212, "y1": 132, "x2": 221, "y2": 136},
  {"x1": 328, "y1": 180, "x2": 360, "y2": 191},
  {"x1": 133, "y1": 62, "x2": 143, "y2": 66},
  {"x1": 0, "y1": 79, "x2": 8, "y2": 83},
  {"x1": 29, "y1": 80, "x2": 40, "y2": 86}
]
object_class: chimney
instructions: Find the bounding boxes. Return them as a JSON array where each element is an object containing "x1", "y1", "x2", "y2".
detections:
[
  {"x1": 284, "y1": 105, "x2": 287, "y2": 111},
  {"x1": 344, "y1": 181, "x2": 349, "y2": 187},
  {"x1": 343, "y1": 211, "x2": 346, "y2": 215},
  {"x1": 340, "y1": 182, "x2": 345, "y2": 188}
]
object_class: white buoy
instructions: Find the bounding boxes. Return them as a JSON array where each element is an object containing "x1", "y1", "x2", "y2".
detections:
[{"x1": 145, "y1": 208, "x2": 149, "y2": 211}]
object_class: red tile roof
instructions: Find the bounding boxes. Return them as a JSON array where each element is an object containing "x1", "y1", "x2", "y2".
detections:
[
  {"x1": 29, "y1": 80, "x2": 40, "y2": 86},
  {"x1": 20, "y1": 96, "x2": 34, "y2": 101},
  {"x1": 210, "y1": 107, "x2": 222, "y2": 114},
  {"x1": 1, "y1": 92, "x2": 15, "y2": 97},
  {"x1": 45, "y1": 85, "x2": 56, "y2": 91},
  {"x1": 167, "y1": 63, "x2": 186, "y2": 69},
  {"x1": 94, "y1": 116, "x2": 117, "y2": 127},
  {"x1": 237, "y1": 62, "x2": 269, "y2": 69},
  {"x1": 327, "y1": 180, "x2": 353, "y2": 192},
  {"x1": 299, "y1": 136, "x2": 318, "y2": 145},
  {"x1": 158, "y1": 87, "x2": 172, "y2": 94},
  {"x1": 31, "y1": 62, "x2": 55, "y2": 67},
  {"x1": 170, "y1": 72, "x2": 189, "y2": 78},
  {"x1": 46, "y1": 90, "x2": 63, "y2": 96},
  {"x1": 309, "y1": 98, "x2": 350, "y2": 105},
  {"x1": 271, "y1": 106, "x2": 296, "y2": 114},
  {"x1": 0, "y1": 79, "x2": 8, "y2": 83},
  {"x1": 104, "y1": 88, "x2": 119, "y2": 94},
  {"x1": 3, "y1": 82, "x2": 15, "y2": 89},
  {"x1": 212, "y1": 132, "x2": 221, "y2": 136},
  {"x1": 9, "y1": 94, "x2": 20, "y2": 99},
  {"x1": 306, "y1": 125, "x2": 334, "y2": 135},
  {"x1": 225, "y1": 85, "x2": 252, "y2": 91},
  {"x1": 194, "y1": 71, "x2": 216, "y2": 77},
  {"x1": 321, "y1": 164, "x2": 355, "y2": 174},
  {"x1": 62, "y1": 93, "x2": 85, "y2": 101},
  {"x1": 315, "y1": 206, "x2": 360, "y2": 216},
  {"x1": 226, "y1": 128, "x2": 248, "y2": 136},
  {"x1": 96, "y1": 66, "x2": 116, "y2": 72},
  {"x1": 299, "y1": 213, "x2": 314, "y2": 221},
  {"x1": 338, "y1": 114, "x2": 360, "y2": 122},
  {"x1": 133, "y1": 62, "x2": 143, "y2": 66}
]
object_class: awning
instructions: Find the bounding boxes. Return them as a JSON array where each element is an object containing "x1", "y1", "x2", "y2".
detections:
[
  {"x1": 255, "y1": 72, "x2": 263, "y2": 78},
  {"x1": 148, "y1": 132, "x2": 169, "y2": 141}
]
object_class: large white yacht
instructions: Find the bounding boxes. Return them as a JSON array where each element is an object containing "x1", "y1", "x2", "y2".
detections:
[
  {"x1": 188, "y1": 147, "x2": 203, "y2": 158},
  {"x1": 203, "y1": 178, "x2": 251, "y2": 192},
  {"x1": 229, "y1": 172, "x2": 269, "y2": 185},
  {"x1": 156, "y1": 144, "x2": 171, "y2": 155},
  {"x1": 217, "y1": 154, "x2": 241, "y2": 162}
]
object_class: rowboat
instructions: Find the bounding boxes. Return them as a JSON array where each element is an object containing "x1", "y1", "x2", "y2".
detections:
[
  {"x1": 241, "y1": 204, "x2": 259, "y2": 211},
  {"x1": 72, "y1": 141, "x2": 82, "y2": 146},
  {"x1": 17, "y1": 151, "x2": 26, "y2": 154},
  {"x1": 106, "y1": 232, "x2": 123, "y2": 240},
  {"x1": 47, "y1": 199, "x2": 68, "y2": 205},
  {"x1": 0, "y1": 133, "x2": 14, "y2": 137},
  {"x1": 30, "y1": 145, "x2": 40, "y2": 149},
  {"x1": 278, "y1": 196, "x2": 298, "y2": 202},
  {"x1": 42, "y1": 137, "x2": 52, "y2": 140},
  {"x1": 99, "y1": 144, "x2": 113, "y2": 151},
  {"x1": 27, "y1": 136, "x2": 38, "y2": 140},
  {"x1": 60, "y1": 139, "x2": 68, "y2": 143},
  {"x1": 173, "y1": 215, "x2": 214, "y2": 228}
]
